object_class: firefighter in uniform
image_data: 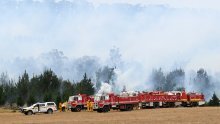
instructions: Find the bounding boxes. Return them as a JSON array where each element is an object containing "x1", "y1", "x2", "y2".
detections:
[
  {"x1": 62, "y1": 102, "x2": 66, "y2": 112},
  {"x1": 90, "y1": 101, "x2": 93, "y2": 112},
  {"x1": 87, "y1": 100, "x2": 90, "y2": 111},
  {"x1": 59, "y1": 102, "x2": 62, "y2": 112}
]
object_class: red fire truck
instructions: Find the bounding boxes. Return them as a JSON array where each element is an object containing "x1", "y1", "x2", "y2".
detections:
[
  {"x1": 93, "y1": 90, "x2": 205, "y2": 113},
  {"x1": 93, "y1": 92, "x2": 140, "y2": 112},
  {"x1": 139, "y1": 91, "x2": 179, "y2": 108},
  {"x1": 93, "y1": 93, "x2": 115, "y2": 112},
  {"x1": 68, "y1": 94, "x2": 93, "y2": 112},
  {"x1": 183, "y1": 92, "x2": 205, "y2": 107}
]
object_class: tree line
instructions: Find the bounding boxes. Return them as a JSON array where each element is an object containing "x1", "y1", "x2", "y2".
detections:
[
  {"x1": 0, "y1": 69, "x2": 94, "y2": 107},
  {"x1": 0, "y1": 67, "x2": 219, "y2": 107},
  {"x1": 151, "y1": 68, "x2": 219, "y2": 106}
]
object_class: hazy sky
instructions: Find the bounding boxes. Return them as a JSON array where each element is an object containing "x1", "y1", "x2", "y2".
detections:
[{"x1": 0, "y1": 0, "x2": 220, "y2": 85}]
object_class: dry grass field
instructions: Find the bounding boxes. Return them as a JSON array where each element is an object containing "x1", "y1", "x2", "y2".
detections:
[{"x1": 0, "y1": 107, "x2": 219, "y2": 124}]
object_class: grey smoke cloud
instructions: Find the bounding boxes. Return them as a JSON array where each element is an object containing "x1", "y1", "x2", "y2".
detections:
[{"x1": 0, "y1": 0, "x2": 220, "y2": 99}]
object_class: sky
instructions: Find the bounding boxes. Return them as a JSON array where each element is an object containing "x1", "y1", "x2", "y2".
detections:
[
  {"x1": 0, "y1": 0, "x2": 220, "y2": 95},
  {"x1": 89, "y1": 0, "x2": 220, "y2": 10}
]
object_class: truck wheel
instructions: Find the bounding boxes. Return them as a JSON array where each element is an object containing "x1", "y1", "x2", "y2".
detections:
[
  {"x1": 192, "y1": 102, "x2": 198, "y2": 107},
  {"x1": 102, "y1": 106, "x2": 108, "y2": 113},
  {"x1": 181, "y1": 102, "x2": 187, "y2": 107},
  {"x1": 27, "y1": 111, "x2": 33, "y2": 115},
  {"x1": 47, "y1": 109, "x2": 53, "y2": 114},
  {"x1": 97, "y1": 109, "x2": 103, "y2": 113},
  {"x1": 102, "y1": 106, "x2": 110, "y2": 112},
  {"x1": 75, "y1": 106, "x2": 81, "y2": 112},
  {"x1": 127, "y1": 105, "x2": 133, "y2": 111},
  {"x1": 71, "y1": 108, "x2": 75, "y2": 112}
]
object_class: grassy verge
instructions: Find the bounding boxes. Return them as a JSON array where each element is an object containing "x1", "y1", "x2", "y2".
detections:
[{"x1": 0, "y1": 107, "x2": 18, "y2": 113}]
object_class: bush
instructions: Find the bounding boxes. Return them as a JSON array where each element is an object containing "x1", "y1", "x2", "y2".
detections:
[{"x1": 208, "y1": 93, "x2": 220, "y2": 106}]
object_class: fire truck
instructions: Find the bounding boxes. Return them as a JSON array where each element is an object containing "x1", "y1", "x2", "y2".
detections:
[
  {"x1": 182, "y1": 92, "x2": 205, "y2": 107},
  {"x1": 93, "y1": 92, "x2": 140, "y2": 112},
  {"x1": 92, "y1": 90, "x2": 205, "y2": 113},
  {"x1": 139, "y1": 91, "x2": 180, "y2": 108},
  {"x1": 68, "y1": 94, "x2": 93, "y2": 112}
]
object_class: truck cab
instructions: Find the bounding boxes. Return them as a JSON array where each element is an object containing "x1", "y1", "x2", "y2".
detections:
[
  {"x1": 68, "y1": 94, "x2": 91, "y2": 112},
  {"x1": 187, "y1": 92, "x2": 205, "y2": 106},
  {"x1": 93, "y1": 93, "x2": 117, "y2": 112}
]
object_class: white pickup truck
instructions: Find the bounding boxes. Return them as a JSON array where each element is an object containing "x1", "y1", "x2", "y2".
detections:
[{"x1": 21, "y1": 102, "x2": 57, "y2": 115}]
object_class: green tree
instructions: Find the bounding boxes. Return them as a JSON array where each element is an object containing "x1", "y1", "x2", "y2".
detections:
[
  {"x1": 151, "y1": 68, "x2": 166, "y2": 91},
  {"x1": 56, "y1": 92, "x2": 62, "y2": 107},
  {"x1": 76, "y1": 73, "x2": 95, "y2": 95},
  {"x1": 0, "y1": 72, "x2": 10, "y2": 105},
  {"x1": 0, "y1": 85, "x2": 5, "y2": 105},
  {"x1": 29, "y1": 75, "x2": 40, "y2": 102},
  {"x1": 39, "y1": 69, "x2": 59, "y2": 93},
  {"x1": 61, "y1": 80, "x2": 75, "y2": 101},
  {"x1": 165, "y1": 69, "x2": 185, "y2": 91},
  {"x1": 38, "y1": 69, "x2": 61, "y2": 102},
  {"x1": 27, "y1": 94, "x2": 36, "y2": 106},
  {"x1": 194, "y1": 68, "x2": 213, "y2": 100},
  {"x1": 4, "y1": 80, "x2": 17, "y2": 106},
  {"x1": 16, "y1": 70, "x2": 29, "y2": 106},
  {"x1": 44, "y1": 92, "x2": 52, "y2": 102},
  {"x1": 208, "y1": 93, "x2": 219, "y2": 106},
  {"x1": 17, "y1": 96, "x2": 24, "y2": 106}
]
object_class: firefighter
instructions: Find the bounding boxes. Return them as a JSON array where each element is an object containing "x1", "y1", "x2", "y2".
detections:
[
  {"x1": 59, "y1": 102, "x2": 62, "y2": 112},
  {"x1": 62, "y1": 102, "x2": 66, "y2": 112},
  {"x1": 90, "y1": 101, "x2": 93, "y2": 112},
  {"x1": 87, "y1": 100, "x2": 90, "y2": 111}
]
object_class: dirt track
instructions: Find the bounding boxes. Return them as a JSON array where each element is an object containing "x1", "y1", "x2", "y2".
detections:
[{"x1": 0, "y1": 107, "x2": 220, "y2": 124}]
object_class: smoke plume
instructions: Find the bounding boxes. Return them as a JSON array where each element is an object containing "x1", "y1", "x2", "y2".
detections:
[
  {"x1": 97, "y1": 83, "x2": 112, "y2": 95},
  {"x1": 0, "y1": 0, "x2": 220, "y2": 100}
]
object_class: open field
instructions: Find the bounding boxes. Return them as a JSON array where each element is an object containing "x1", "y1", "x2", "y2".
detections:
[{"x1": 0, "y1": 107, "x2": 220, "y2": 124}]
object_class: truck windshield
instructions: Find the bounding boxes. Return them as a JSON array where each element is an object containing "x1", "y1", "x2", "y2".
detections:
[
  {"x1": 73, "y1": 97, "x2": 78, "y2": 101},
  {"x1": 94, "y1": 96, "x2": 100, "y2": 101},
  {"x1": 68, "y1": 96, "x2": 74, "y2": 102},
  {"x1": 101, "y1": 95, "x2": 110, "y2": 100},
  {"x1": 68, "y1": 96, "x2": 82, "y2": 101},
  {"x1": 94, "y1": 95, "x2": 109, "y2": 101},
  {"x1": 33, "y1": 104, "x2": 38, "y2": 107},
  {"x1": 100, "y1": 96, "x2": 105, "y2": 100}
]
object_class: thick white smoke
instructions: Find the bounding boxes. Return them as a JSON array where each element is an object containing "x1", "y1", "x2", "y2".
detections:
[{"x1": 97, "y1": 83, "x2": 112, "y2": 95}]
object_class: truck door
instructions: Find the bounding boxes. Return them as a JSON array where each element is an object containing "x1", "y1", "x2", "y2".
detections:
[
  {"x1": 40, "y1": 103, "x2": 47, "y2": 112},
  {"x1": 33, "y1": 104, "x2": 39, "y2": 113}
]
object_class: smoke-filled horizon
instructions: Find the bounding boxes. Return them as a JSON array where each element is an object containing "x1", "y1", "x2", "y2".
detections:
[
  {"x1": 0, "y1": 48, "x2": 219, "y2": 100},
  {"x1": 0, "y1": 0, "x2": 220, "y2": 99}
]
